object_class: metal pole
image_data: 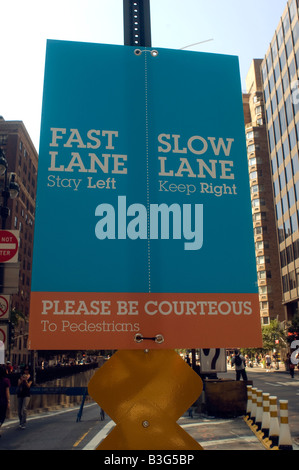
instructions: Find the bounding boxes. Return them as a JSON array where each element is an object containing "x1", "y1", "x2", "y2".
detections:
[{"x1": 123, "y1": 0, "x2": 151, "y2": 47}]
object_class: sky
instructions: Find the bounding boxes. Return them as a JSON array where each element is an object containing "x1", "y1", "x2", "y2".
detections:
[{"x1": 0, "y1": 0, "x2": 289, "y2": 151}]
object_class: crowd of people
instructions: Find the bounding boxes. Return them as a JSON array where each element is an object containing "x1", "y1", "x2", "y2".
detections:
[{"x1": 228, "y1": 349, "x2": 299, "y2": 379}]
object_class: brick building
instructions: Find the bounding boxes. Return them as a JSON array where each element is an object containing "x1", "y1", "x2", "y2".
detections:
[{"x1": 0, "y1": 116, "x2": 38, "y2": 366}]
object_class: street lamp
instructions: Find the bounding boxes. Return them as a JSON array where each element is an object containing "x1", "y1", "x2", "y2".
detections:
[{"x1": 0, "y1": 148, "x2": 20, "y2": 229}]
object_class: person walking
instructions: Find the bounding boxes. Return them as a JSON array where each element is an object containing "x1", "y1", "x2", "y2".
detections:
[
  {"x1": 265, "y1": 353, "x2": 272, "y2": 372},
  {"x1": 0, "y1": 366, "x2": 11, "y2": 436},
  {"x1": 231, "y1": 349, "x2": 248, "y2": 381},
  {"x1": 288, "y1": 354, "x2": 295, "y2": 379},
  {"x1": 17, "y1": 366, "x2": 32, "y2": 429}
]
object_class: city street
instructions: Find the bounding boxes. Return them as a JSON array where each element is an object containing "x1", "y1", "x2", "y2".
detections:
[{"x1": 0, "y1": 365, "x2": 298, "y2": 451}]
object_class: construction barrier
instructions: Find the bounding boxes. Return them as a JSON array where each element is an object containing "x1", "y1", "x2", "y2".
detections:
[
  {"x1": 244, "y1": 389, "x2": 293, "y2": 451},
  {"x1": 278, "y1": 400, "x2": 293, "y2": 450},
  {"x1": 261, "y1": 393, "x2": 270, "y2": 439},
  {"x1": 244, "y1": 385, "x2": 252, "y2": 422},
  {"x1": 249, "y1": 387, "x2": 257, "y2": 426},
  {"x1": 254, "y1": 390, "x2": 263, "y2": 432}
]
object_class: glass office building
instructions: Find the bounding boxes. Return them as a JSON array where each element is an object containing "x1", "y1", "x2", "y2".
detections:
[{"x1": 261, "y1": 0, "x2": 299, "y2": 321}]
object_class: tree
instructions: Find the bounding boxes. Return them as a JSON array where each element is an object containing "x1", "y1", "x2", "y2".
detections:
[
  {"x1": 286, "y1": 312, "x2": 299, "y2": 344},
  {"x1": 262, "y1": 319, "x2": 287, "y2": 351}
]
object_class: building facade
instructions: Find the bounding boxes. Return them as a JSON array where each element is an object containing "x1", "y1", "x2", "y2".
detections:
[
  {"x1": 260, "y1": 0, "x2": 299, "y2": 323},
  {"x1": 0, "y1": 117, "x2": 38, "y2": 366},
  {"x1": 244, "y1": 60, "x2": 285, "y2": 325}
]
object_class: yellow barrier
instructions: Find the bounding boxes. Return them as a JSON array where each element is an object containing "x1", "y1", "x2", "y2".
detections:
[
  {"x1": 244, "y1": 389, "x2": 294, "y2": 451},
  {"x1": 260, "y1": 393, "x2": 270, "y2": 439},
  {"x1": 244, "y1": 385, "x2": 252, "y2": 423},
  {"x1": 278, "y1": 400, "x2": 293, "y2": 451}
]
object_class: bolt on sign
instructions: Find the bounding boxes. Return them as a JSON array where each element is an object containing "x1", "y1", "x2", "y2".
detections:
[{"x1": 29, "y1": 40, "x2": 262, "y2": 350}]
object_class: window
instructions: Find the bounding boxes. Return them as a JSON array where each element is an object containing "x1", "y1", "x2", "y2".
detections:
[
  {"x1": 266, "y1": 104, "x2": 272, "y2": 122},
  {"x1": 268, "y1": 126, "x2": 275, "y2": 152},
  {"x1": 292, "y1": 152, "x2": 299, "y2": 174},
  {"x1": 289, "y1": 0, "x2": 297, "y2": 22},
  {"x1": 286, "y1": 95, "x2": 294, "y2": 125},
  {"x1": 289, "y1": 58, "x2": 297, "y2": 80},
  {"x1": 285, "y1": 219, "x2": 292, "y2": 238},
  {"x1": 277, "y1": 83, "x2": 283, "y2": 104},
  {"x1": 286, "y1": 36, "x2": 293, "y2": 59},
  {"x1": 282, "y1": 71, "x2": 289, "y2": 92},
  {"x1": 274, "y1": 116, "x2": 280, "y2": 142},
  {"x1": 289, "y1": 270, "x2": 296, "y2": 290},
  {"x1": 273, "y1": 178, "x2": 280, "y2": 196},
  {"x1": 283, "y1": 137, "x2": 290, "y2": 159},
  {"x1": 279, "y1": 169, "x2": 286, "y2": 189},
  {"x1": 248, "y1": 144, "x2": 256, "y2": 153},
  {"x1": 280, "y1": 49, "x2": 287, "y2": 70},
  {"x1": 271, "y1": 155, "x2": 277, "y2": 175},
  {"x1": 293, "y1": 20, "x2": 299, "y2": 45},
  {"x1": 282, "y1": 274, "x2": 289, "y2": 293},
  {"x1": 282, "y1": 193, "x2": 289, "y2": 213},
  {"x1": 264, "y1": 83, "x2": 270, "y2": 103},
  {"x1": 266, "y1": 52, "x2": 272, "y2": 71},
  {"x1": 259, "y1": 285, "x2": 272, "y2": 294},
  {"x1": 274, "y1": 62, "x2": 280, "y2": 82},
  {"x1": 283, "y1": 12, "x2": 290, "y2": 35},
  {"x1": 254, "y1": 226, "x2": 264, "y2": 236},
  {"x1": 281, "y1": 249, "x2": 287, "y2": 267},
  {"x1": 278, "y1": 225, "x2": 285, "y2": 242},
  {"x1": 277, "y1": 146, "x2": 283, "y2": 166},
  {"x1": 289, "y1": 127, "x2": 297, "y2": 150},
  {"x1": 286, "y1": 162, "x2": 293, "y2": 183},
  {"x1": 258, "y1": 270, "x2": 266, "y2": 279},
  {"x1": 251, "y1": 184, "x2": 259, "y2": 194},
  {"x1": 272, "y1": 94, "x2": 278, "y2": 114},
  {"x1": 277, "y1": 27, "x2": 284, "y2": 50},
  {"x1": 272, "y1": 39, "x2": 278, "y2": 60},
  {"x1": 262, "y1": 63, "x2": 268, "y2": 82},
  {"x1": 288, "y1": 187, "x2": 296, "y2": 208},
  {"x1": 252, "y1": 198, "x2": 261, "y2": 208},
  {"x1": 276, "y1": 201, "x2": 282, "y2": 219},
  {"x1": 279, "y1": 107, "x2": 287, "y2": 134},
  {"x1": 294, "y1": 238, "x2": 299, "y2": 258},
  {"x1": 291, "y1": 211, "x2": 298, "y2": 232}
]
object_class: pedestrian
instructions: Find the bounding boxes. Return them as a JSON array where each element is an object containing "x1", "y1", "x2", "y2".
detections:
[
  {"x1": 288, "y1": 354, "x2": 295, "y2": 379},
  {"x1": 231, "y1": 349, "x2": 248, "y2": 381},
  {"x1": 265, "y1": 353, "x2": 272, "y2": 372},
  {"x1": 17, "y1": 365, "x2": 32, "y2": 429},
  {"x1": 5, "y1": 361, "x2": 13, "y2": 374},
  {"x1": 0, "y1": 366, "x2": 11, "y2": 436}
]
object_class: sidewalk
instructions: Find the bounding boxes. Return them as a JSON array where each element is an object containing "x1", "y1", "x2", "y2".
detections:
[
  {"x1": 179, "y1": 413, "x2": 266, "y2": 450},
  {"x1": 180, "y1": 408, "x2": 299, "y2": 450}
]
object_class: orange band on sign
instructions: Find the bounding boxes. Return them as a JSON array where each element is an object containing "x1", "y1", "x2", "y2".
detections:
[{"x1": 29, "y1": 292, "x2": 261, "y2": 350}]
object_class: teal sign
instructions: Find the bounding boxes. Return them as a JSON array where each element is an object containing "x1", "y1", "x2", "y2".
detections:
[{"x1": 29, "y1": 40, "x2": 261, "y2": 350}]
